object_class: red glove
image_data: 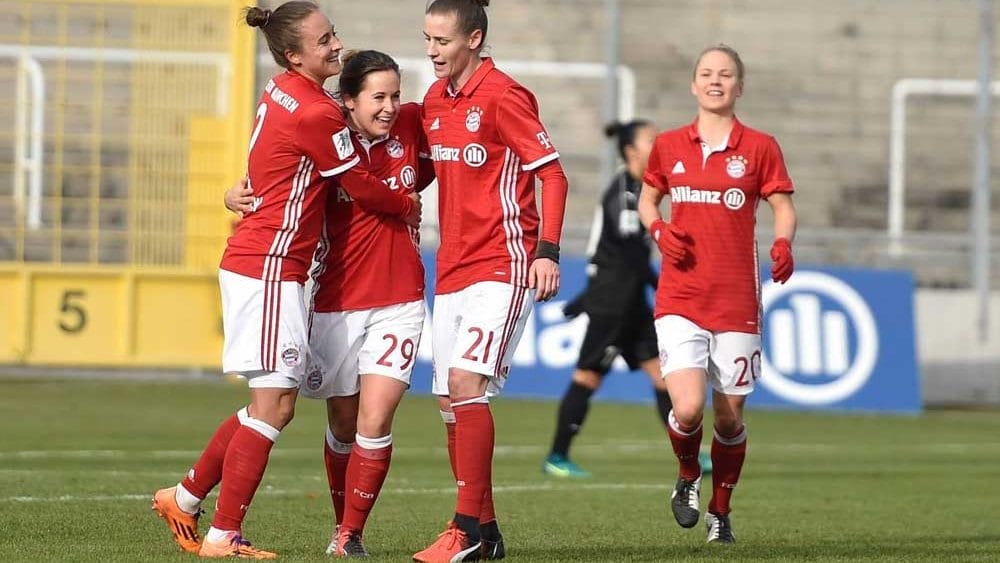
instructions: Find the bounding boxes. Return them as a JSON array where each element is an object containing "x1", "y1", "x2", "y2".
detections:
[
  {"x1": 650, "y1": 219, "x2": 690, "y2": 265},
  {"x1": 770, "y1": 237, "x2": 794, "y2": 283}
]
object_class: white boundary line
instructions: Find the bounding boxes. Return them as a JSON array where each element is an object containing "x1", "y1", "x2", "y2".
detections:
[{"x1": 3, "y1": 482, "x2": 671, "y2": 503}]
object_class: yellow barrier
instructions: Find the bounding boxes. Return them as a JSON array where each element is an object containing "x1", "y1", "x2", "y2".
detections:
[{"x1": 0, "y1": 266, "x2": 223, "y2": 367}]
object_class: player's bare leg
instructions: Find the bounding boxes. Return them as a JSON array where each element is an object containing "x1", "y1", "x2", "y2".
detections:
[
  {"x1": 704, "y1": 391, "x2": 746, "y2": 544},
  {"x1": 544, "y1": 369, "x2": 600, "y2": 478},
  {"x1": 323, "y1": 395, "x2": 358, "y2": 555},
  {"x1": 664, "y1": 368, "x2": 708, "y2": 528},
  {"x1": 332, "y1": 374, "x2": 406, "y2": 557}
]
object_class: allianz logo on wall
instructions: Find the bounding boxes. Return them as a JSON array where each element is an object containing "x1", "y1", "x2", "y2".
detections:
[{"x1": 759, "y1": 272, "x2": 879, "y2": 406}]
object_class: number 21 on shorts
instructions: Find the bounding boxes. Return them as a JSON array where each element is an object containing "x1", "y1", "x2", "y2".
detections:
[{"x1": 462, "y1": 327, "x2": 495, "y2": 364}]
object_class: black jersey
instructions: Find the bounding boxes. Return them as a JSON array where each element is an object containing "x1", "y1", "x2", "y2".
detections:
[{"x1": 569, "y1": 169, "x2": 657, "y2": 316}]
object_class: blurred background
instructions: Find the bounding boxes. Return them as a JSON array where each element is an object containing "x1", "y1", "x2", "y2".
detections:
[{"x1": 0, "y1": 0, "x2": 998, "y2": 408}]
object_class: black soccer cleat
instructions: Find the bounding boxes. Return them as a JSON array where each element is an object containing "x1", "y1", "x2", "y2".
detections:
[
  {"x1": 705, "y1": 512, "x2": 735, "y2": 544},
  {"x1": 670, "y1": 476, "x2": 701, "y2": 528},
  {"x1": 481, "y1": 533, "x2": 504, "y2": 560},
  {"x1": 480, "y1": 521, "x2": 505, "y2": 560}
]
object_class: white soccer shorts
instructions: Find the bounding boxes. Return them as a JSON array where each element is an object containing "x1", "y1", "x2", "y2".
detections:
[
  {"x1": 300, "y1": 299, "x2": 426, "y2": 399},
  {"x1": 431, "y1": 281, "x2": 535, "y2": 397},
  {"x1": 219, "y1": 269, "x2": 309, "y2": 389},
  {"x1": 654, "y1": 314, "x2": 761, "y2": 396}
]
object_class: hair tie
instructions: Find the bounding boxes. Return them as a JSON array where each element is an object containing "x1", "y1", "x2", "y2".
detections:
[{"x1": 263, "y1": 10, "x2": 271, "y2": 27}]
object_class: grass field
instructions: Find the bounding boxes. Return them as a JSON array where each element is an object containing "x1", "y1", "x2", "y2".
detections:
[{"x1": 1, "y1": 377, "x2": 999, "y2": 562}]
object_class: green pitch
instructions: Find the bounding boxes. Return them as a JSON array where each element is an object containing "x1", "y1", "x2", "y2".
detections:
[{"x1": 1, "y1": 378, "x2": 998, "y2": 562}]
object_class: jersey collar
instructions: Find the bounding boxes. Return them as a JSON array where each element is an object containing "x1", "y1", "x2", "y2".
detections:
[
  {"x1": 444, "y1": 57, "x2": 495, "y2": 98},
  {"x1": 685, "y1": 115, "x2": 745, "y2": 149}
]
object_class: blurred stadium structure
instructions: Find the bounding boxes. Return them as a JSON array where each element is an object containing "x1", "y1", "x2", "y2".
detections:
[{"x1": 0, "y1": 0, "x2": 997, "y2": 401}]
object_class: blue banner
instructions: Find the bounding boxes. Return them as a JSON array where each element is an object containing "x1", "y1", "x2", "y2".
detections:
[{"x1": 410, "y1": 255, "x2": 922, "y2": 413}]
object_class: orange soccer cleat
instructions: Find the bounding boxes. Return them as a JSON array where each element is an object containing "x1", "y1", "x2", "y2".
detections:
[
  {"x1": 151, "y1": 486, "x2": 202, "y2": 554},
  {"x1": 412, "y1": 521, "x2": 481, "y2": 562},
  {"x1": 198, "y1": 531, "x2": 277, "y2": 559}
]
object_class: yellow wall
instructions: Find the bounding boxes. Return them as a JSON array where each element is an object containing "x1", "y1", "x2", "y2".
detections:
[{"x1": 0, "y1": 266, "x2": 223, "y2": 368}]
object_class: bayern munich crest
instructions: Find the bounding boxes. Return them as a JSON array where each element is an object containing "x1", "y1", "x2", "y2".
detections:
[
  {"x1": 726, "y1": 155, "x2": 748, "y2": 178},
  {"x1": 306, "y1": 368, "x2": 322, "y2": 391},
  {"x1": 387, "y1": 138, "x2": 404, "y2": 159},
  {"x1": 466, "y1": 106, "x2": 482, "y2": 132},
  {"x1": 281, "y1": 344, "x2": 301, "y2": 367}
]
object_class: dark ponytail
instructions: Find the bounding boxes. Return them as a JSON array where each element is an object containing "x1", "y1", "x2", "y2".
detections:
[{"x1": 605, "y1": 119, "x2": 652, "y2": 161}]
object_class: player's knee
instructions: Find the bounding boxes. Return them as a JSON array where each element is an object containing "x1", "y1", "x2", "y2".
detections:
[
  {"x1": 572, "y1": 370, "x2": 602, "y2": 389},
  {"x1": 448, "y1": 369, "x2": 486, "y2": 398},
  {"x1": 670, "y1": 403, "x2": 704, "y2": 429},
  {"x1": 713, "y1": 413, "x2": 743, "y2": 436}
]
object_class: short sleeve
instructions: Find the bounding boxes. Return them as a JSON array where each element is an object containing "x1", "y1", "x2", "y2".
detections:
[
  {"x1": 294, "y1": 102, "x2": 360, "y2": 177},
  {"x1": 496, "y1": 86, "x2": 560, "y2": 171},
  {"x1": 642, "y1": 136, "x2": 670, "y2": 193},
  {"x1": 759, "y1": 136, "x2": 794, "y2": 198}
]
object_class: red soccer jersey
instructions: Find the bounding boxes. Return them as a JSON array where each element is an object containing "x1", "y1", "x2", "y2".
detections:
[
  {"x1": 422, "y1": 58, "x2": 560, "y2": 294},
  {"x1": 643, "y1": 117, "x2": 794, "y2": 333},
  {"x1": 221, "y1": 70, "x2": 360, "y2": 283},
  {"x1": 311, "y1": 103, "x2": 428, "y2": 312}
]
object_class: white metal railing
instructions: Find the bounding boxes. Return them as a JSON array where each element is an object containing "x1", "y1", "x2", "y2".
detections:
[
  {"x1": 0, "y1": 44, "x2": 233, "y2": 231},
  {"x1": 887, "y1": 78, "x2": 1000, "y2": 256},
  {"x1": 11, "y1": 53, "x2": 44, "y2": 230},
  {"x1": 257, "y1": 54, "x2": 637, "y2": 120}
]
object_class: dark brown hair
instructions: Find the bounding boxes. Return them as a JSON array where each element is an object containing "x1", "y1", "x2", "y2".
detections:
[
  {"x1": 245, "y1": 1, "x2": 321, "y2": 69},
  {"x1": 604, "y1": 119, "x2": 652, "y2": 161},
  {"x1": 338, "y1": 50, "x2": 400, "y2": 99},
  {"x1": 425, "y1": 0, "x2": 489, "y2": 50}
]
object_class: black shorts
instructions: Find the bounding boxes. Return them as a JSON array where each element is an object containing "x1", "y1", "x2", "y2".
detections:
[{"x1": 575, "y1": 305, "x2": 658, "y2": 374}]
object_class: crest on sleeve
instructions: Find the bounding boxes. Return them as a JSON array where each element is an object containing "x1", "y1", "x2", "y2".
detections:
[
  {"x1": 333, "y1": 127, "x2": 355, "y2": 160},
  {"x1": 536, "y1": 131, "x2": 552, "y2": 150}
]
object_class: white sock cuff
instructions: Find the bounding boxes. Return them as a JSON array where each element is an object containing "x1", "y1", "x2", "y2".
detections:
[
  {"x1": 325, "y1": 426, "x2": 353, "y2": 454},
  {"x1": 439, "y1": 410, "x2": 456, "y2": 424},
  {"x1": 355, "y1": 433, "x2": 392, "y2": 450},
  {"x1": 450, "y1": 395, "x2": 489, "y2": 408},
  {"x1": 238, "y1": 411, "x2": 280, "y2": 442},
  {"x1": 174, "y1": 482, "x2": 202, "y2": 514},
  {"x1": 714, "y1": 424, "x2": 748, "y2": 446},
  {"x1": 668, "y1": 410, "x2": 702, "y2": 437}
]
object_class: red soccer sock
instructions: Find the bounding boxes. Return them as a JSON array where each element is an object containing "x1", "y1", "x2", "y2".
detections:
[
  {"x1": 324, "y1": 429, "x2": 352, "y2": 525},
  {"x1": 480, "y1": 487, "x2": 497, "y2": 526},
  {"x1": 341, "y1": 435, "x2": 392, "y2": 534},
  {"x1": 180, "y1": 410, "x2": 242, "y2": 500},
  {"x1": 211, "y1": 418, "x2": 279, "y2": 531},
  {"x1": 708, "y1": 425, "x2": 748, "y2": 516},
  {"x1": 452, "y1": 401, "x2": 494, "y2": 521},
  {"x1": 441, "y1": 409, "x2": 459, "y2": 482},
  {"x1": 666, "y1": 410, "x2": 704, "y2": 482}
]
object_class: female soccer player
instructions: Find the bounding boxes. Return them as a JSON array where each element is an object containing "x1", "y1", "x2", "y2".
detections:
[
  {"x1": 151, "y1": 3, "x2": 417, "y2": 558},
  {"x1": 638, "y1": 44, "x2": 797, "y2": 544},
  {"x1": 226, "y1": 50, "x2": 433, "y2": 557},
  {"x1": 414, "y1": 1, "x2": 569, "y2": 560},
  {"x1": 543, "y1": 120, "x2": 710, "y2": 479}
]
